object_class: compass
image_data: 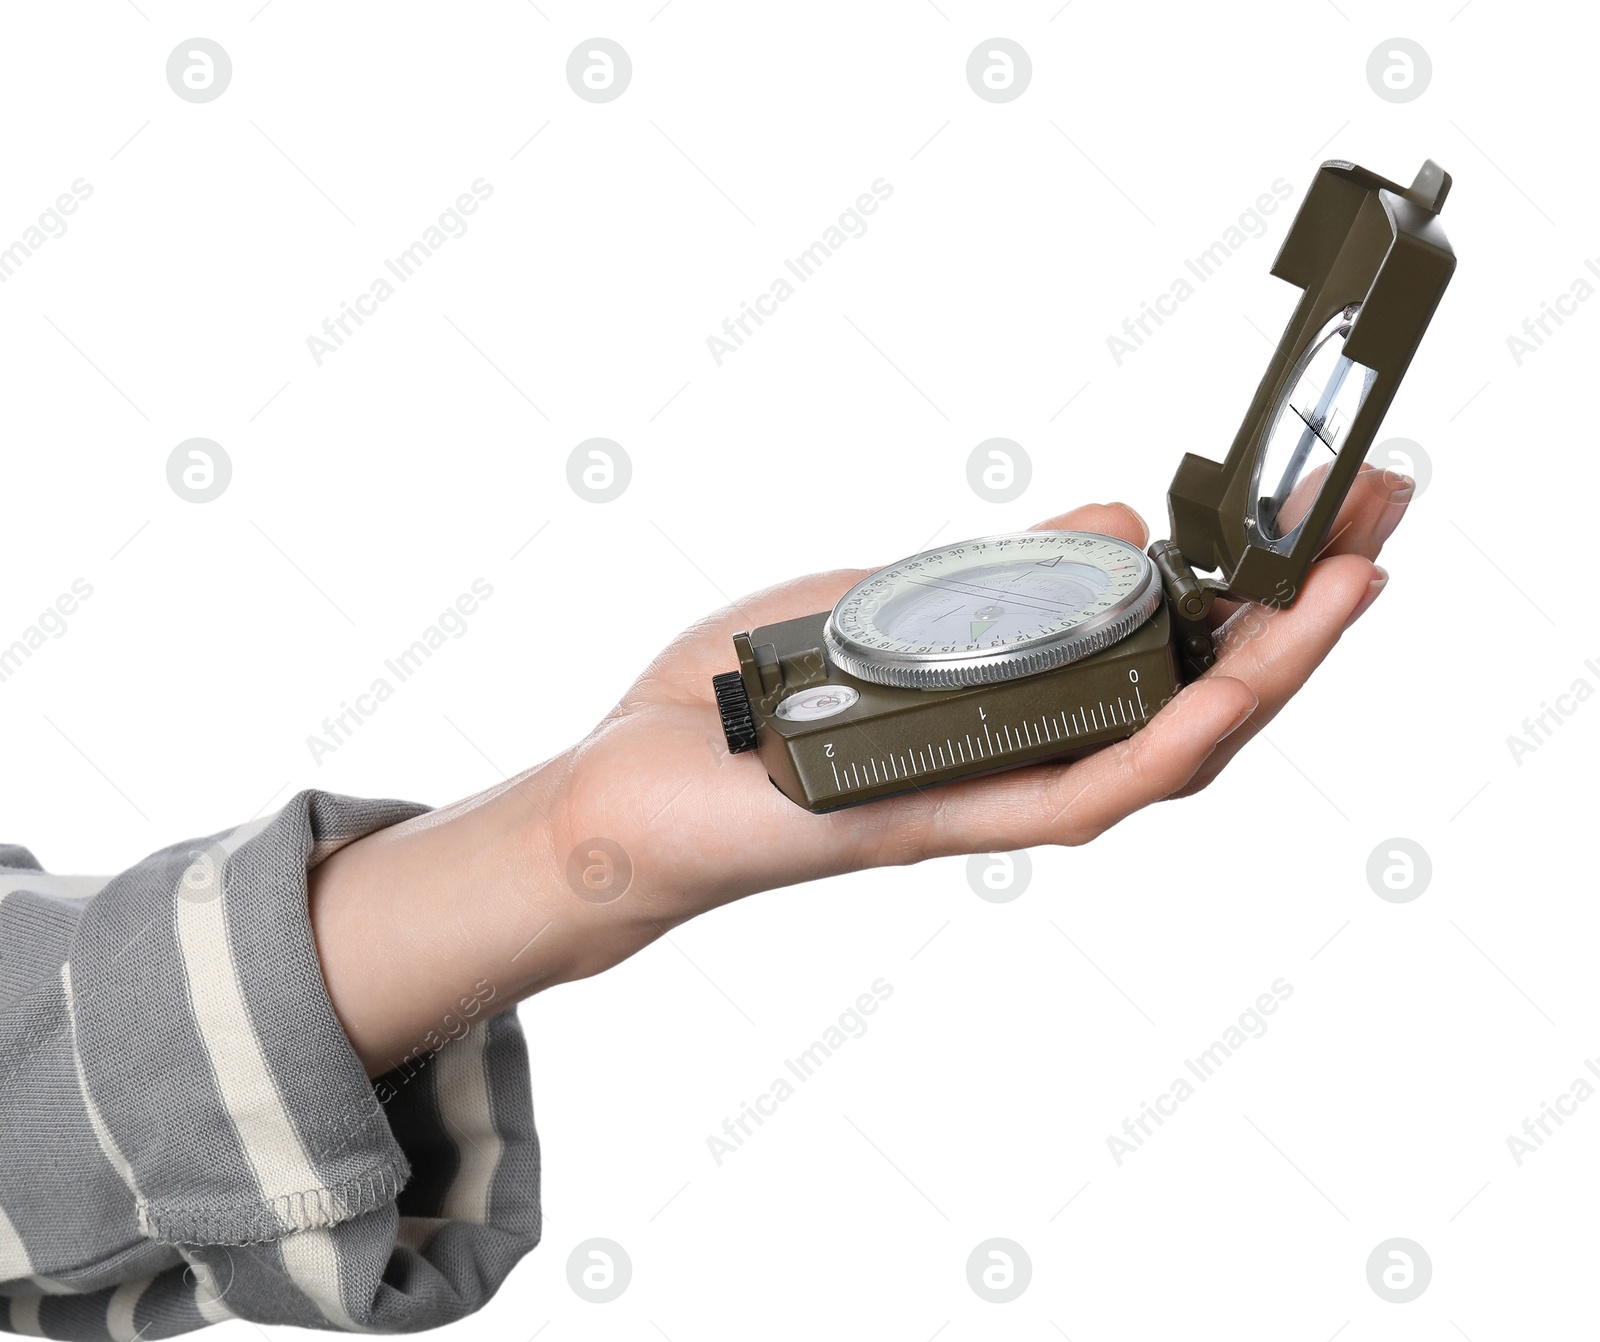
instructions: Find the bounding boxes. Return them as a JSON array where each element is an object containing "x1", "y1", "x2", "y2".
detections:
[
  {"x1": 824, "y1": 533, "x2": 1163, "y2": 689},
  {"x1": 711, "y1": 159, "x2": 1458, "y2": 813}
]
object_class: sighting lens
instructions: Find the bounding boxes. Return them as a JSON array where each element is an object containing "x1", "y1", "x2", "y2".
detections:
[{"x1": 1254, "y1": 303, "x2": 1376, "y2": 543}]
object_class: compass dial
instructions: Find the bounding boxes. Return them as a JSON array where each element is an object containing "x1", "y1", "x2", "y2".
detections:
[{"x1": 824, "y1": 532, "x2": 1162, "y2": 690}]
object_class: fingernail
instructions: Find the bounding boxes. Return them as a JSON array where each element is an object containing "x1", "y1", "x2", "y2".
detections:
[
  {"x1": 1373, "y1": 494, "x2": 1410, "y2": 548},
  {"x1": 1219, "y1": 693, "x2": 1259, "y2": 741},
  {"x1": 1343, "y1": 566, "x2": 1389, "y2": 630}
]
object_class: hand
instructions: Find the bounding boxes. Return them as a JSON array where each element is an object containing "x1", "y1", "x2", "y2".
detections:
[
  {"x1": 544, "y1": 463, "x2": 1410, "y2": 916},
  {"x1": 310, "y1": 465, "x2": 1412, "y2": 1075}
]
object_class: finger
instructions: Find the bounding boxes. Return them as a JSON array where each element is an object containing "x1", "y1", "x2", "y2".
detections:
[
  {"x1": 707, "y1": 503, "x2": 1147, "y2": 643},
  {"x1": 1029, "y1": 501, "x2": 1149, "y2": 547},
  {"x1": 648, "y1": 502, "x2": 1153, "y2": 700},
  {"x1": 1304, "y1": 462, "x2": 1413, "y2": 562},
  {"x1": 634, "y1": 565, "x2": 872, "y2": 701},
  {"x1": 1171, "y1": 553, "x2": 1382, "y2": 798},
  {"x1": 856, "y1": 674, "x2": 1257, "y2": 862},
  {"x1": 1207, "y1": 464, "x2": 1411, "y2": 626}
]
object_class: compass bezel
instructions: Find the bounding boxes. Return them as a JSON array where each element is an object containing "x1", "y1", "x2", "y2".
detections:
[{"x1": 823, "y1": 530, "x2": 1163, "y2": 690}]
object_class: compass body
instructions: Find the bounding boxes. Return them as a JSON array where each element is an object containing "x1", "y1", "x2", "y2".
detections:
[
  {"x1": 711, "y1": 158, "x2": 1456, "y2": 813},
  {"x1": 719, "y1": 601, "x2": 1181, "y2": 812}
]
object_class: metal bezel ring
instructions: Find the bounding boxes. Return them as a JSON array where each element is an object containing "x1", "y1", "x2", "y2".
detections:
[{"x1": 823, "y1": 532, "x2": 1163, "y2": 690}]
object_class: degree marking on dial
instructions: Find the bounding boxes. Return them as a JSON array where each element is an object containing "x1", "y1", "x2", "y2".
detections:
[{"x1": 903, "y1": 575, "x2": 1082, "y2": 619}]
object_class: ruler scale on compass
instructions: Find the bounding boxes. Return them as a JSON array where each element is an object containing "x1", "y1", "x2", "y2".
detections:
[{"x1": 710, "y1": 160, "x2": 1457, "y2": 813}]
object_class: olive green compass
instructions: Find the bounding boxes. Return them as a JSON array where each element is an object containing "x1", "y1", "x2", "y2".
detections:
[{"x1": 712, "y1": 160, "x2": 1457, "y2": 813}]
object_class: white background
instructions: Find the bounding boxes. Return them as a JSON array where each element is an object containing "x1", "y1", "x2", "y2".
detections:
[{"x1": 1, "y1": 2, "x2": 1594, "y2": 1337}]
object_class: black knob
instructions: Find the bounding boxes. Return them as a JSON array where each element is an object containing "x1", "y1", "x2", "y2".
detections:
[{"x1": 711, "y1": 671, "x2": 758, "y2": 754}]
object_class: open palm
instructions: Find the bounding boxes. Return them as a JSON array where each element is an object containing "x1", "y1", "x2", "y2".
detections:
[{"x1": 548, "y1": 470, "x2": 1410, "y2": 931}]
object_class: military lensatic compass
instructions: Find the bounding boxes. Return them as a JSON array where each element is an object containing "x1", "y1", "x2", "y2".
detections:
[{"x1": 712, "y1": 160, "x2": 1457, "y2": 813}]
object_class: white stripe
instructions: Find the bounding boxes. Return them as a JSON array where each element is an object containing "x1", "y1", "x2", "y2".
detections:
[
  {"x1": 173, "y1": 819, "x2": 368, "y2": 1331},
  {"x1": 0, "y1": 873, "x2": 112, "y2": 899},
  {"x1": 174, "y1": 1249, "x2": 236, "y2": 1327},
  {"x1": 279, "y1": 1229, "x2": 367, "y2": 1332},
  {"x1": 106, "y1": 1274, "x2": 153, "y2": 1342},
  {"x1": 28, "y1": 1277, "x2": 73, "y2": 1296},
  {"x1": 60, "y1": 963, "x2": 146, "y2": 1214},
  {"x1": 8, "y1": 1295, "x2": 42, "y2": 1336},
  {"x1": 433, "y1": 1024, "x2": 501, "y2": 1225},
  {"x1": 196, "y1": 1279, "x2": 236, "y2": 1327},
  {"x1": 0, "y1": 1204, "x2": 31, "y2": 1284}
]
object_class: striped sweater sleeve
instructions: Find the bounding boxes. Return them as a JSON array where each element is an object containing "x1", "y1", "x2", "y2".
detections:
[{"x1": 0, "y1": 790, "x2": 542, "y2": 1339}]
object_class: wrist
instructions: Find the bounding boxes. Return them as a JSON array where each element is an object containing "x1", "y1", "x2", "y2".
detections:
[{"x1": 308, "y1": 755, "x2": 601, "y2": 1076}]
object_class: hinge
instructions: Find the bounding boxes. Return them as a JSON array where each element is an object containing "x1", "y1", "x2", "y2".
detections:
[{"x1": 1148, "y1": 539, "x2": 1225, "y2": 683}]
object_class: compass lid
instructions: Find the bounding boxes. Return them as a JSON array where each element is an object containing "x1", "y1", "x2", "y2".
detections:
[{"x1": 1165, "y1": 159, "x2": 1456, "y2": 608}]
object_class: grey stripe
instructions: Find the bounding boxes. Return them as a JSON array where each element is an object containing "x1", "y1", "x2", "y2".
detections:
[
  {"x1": 0, "y1": 969, "x2": 140, "y2": 1282},
  {"x1": 8, "y1": 1293, "x2": 41, "y2": 1335},
  {"x1": 1, "y1": 890, "x2": 87, "y2": 1010},
  {"x1": 69, "y1": 841, "x2": 281, "y2": 1246},
  {"x1": 2, "y1": 790, "x2": 545, "y2": 1338},
  {"x1": 105, "y1": 1273, "x2": 152, "y2": 1341},
  {"x1": 223, "y1": 795, "x2": 419, "y2": 1209},
  {"x1": 0, "y1": 845, "x2": 42, "y2": 872},
  {"x1": 124, "y1": 1261, "x2": 216, "y2": 1340}
]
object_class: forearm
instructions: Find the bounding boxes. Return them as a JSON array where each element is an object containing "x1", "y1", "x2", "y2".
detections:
[{"x1": 306, "y1": 754, "x2": 645, "y2": 1077}]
